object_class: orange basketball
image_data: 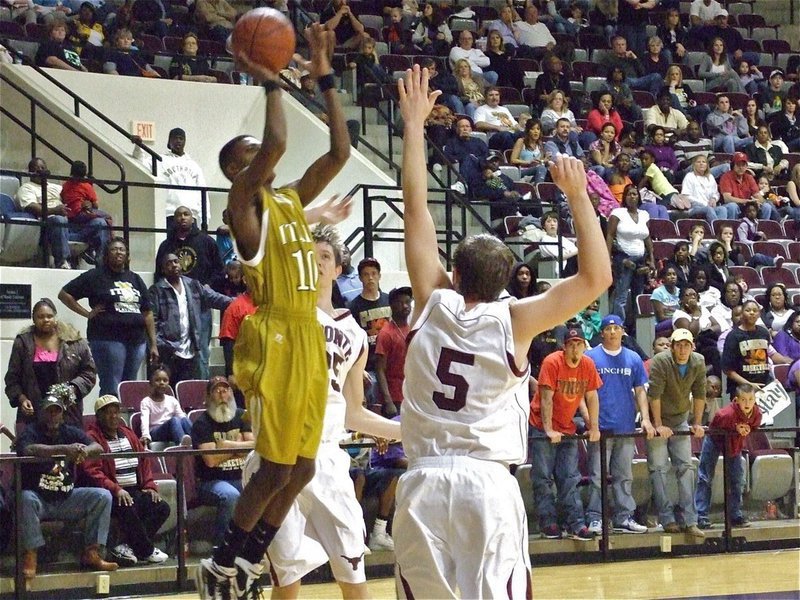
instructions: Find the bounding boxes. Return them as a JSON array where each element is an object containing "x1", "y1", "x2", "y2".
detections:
[{"x1": 231, "y1": 8, "x2": 296, "y2": 73}]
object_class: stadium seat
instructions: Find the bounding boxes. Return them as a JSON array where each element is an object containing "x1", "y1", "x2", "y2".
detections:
[
  {"x1": 676, "y1": 218, "x2": 711, "y2": 239},
  {"x1": 760, "y1": 266, "x2": 797, "y2": 287},
  {"x1": 648, "y1": 218, "x2": 679, "y2": 240},
  {"x1": 118, "y1": 380, "x2": 168, "y2": 413},
  {"x1": 744, "y1": 432, "x2": 794, "y2": 503},
  {"x1": 0, "y1": 192, "x2": 40, "y2": 265},
  {"x1": 635, "y1": 294, "x2": 655, "y2": 354},
  {"x1": 496, "y1": 86, "x2": 523, "y2": 103},
  {"x1": 653, "y1": 240, "x2": 676, "y2": 263},
  {"x1": 175, "y1": 379, "x2": 208, "y2": 412},
  {"x1": 729, "y1": 265, "x2": 763, "y2": 289},
  {"x1": 752, "y1": 240, "x2": 788, "y2": 258}
]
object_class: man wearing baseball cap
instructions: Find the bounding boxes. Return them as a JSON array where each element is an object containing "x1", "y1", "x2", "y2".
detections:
[
  {"x1": 762, "y1": 70, "x2": 787, "y2": 118},
  {"x1": 191, "y1": 375, "x2": 254, "y2": 547},
  {"x1": 584, "y1": 315, "x2": 654, "y2": 535},
  {"x1": 719, "y1": 150, "x2": 776, "y2": 220},
  {"x1": 646, "y1": 328, "x2": 707, "y2": 539},
  {"x1": 530, "y1": 326, "x2": 601, "y2": 541},
  {"x1": 81, "y1": 395, "x2": 170, "y2": 566},
  {"x1": 16, "y1": 391, "x2": 118, "y2": 583}
]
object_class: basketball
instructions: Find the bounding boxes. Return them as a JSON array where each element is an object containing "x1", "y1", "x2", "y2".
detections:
[{"x1": 231, "y1": 7, "x2": 296, "y2": 73}]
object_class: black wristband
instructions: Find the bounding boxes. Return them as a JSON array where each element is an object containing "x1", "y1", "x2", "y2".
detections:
[
  {"x1": 262, "y1": 80, "x2": 281, "y2": 94},
  {"x1": 318, "y1": 73, "x2": 336, "y2": 93}
]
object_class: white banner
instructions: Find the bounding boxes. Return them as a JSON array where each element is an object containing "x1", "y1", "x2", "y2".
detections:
[{"x1": 755, "y1": 380, "x2": 792, "y2": 426}]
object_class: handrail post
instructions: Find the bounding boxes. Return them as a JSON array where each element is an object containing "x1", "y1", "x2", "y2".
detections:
[
  {"x1": 200, "y1": 189, "x2": 208, "y2": 232},
  {"x1": 363, "y1": 187, "x2": 374, "y2": 259},
  {"x1": 14, "y1": 460, "x2": 26, "y2": 600},
  {"x1": 722, "y1": 443, "x2": 731, "y2": 552},
  {"x1": 122, "y1": 182, "x2": 130, "y2": 249},
  {"x1": 599, "y1": 433, "x2": 609, "y2": 559},
  {"x1": 386, "y1": 97, "x2": 394, "y2": 168},
  {"x1": 30, "y1": 101, "x2": 36, "y2": 157},
  {"x1": 444, "y1": 191, "x2": 453, "y2": 270},
  {"x1": 39, "y1": 177, "x2": 50, "y2": 268},
  {"x1": 175, "y1": 453, "x2": 188, "y2": 590}
]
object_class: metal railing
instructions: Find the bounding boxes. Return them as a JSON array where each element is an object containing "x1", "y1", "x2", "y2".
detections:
[
  {"x1": 1, "y1": 426, "x2": 797, "y2": 599},
  {"x1": 0, "y1": 169, "x2": 566, "y2": 270}
]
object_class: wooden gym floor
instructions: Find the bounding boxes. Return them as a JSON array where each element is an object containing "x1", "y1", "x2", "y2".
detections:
[{"x1": 127, "y1": 549, "x2": 800, "y2": 600}]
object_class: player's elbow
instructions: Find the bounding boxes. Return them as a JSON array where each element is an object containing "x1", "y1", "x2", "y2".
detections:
[{"x1": 330, "y1": 137, "x2": 351, "y2": 164}]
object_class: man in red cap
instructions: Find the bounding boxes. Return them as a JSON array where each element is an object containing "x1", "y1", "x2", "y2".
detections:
[
  {"x1": 529, "y1": 326, "x2": 601, "y2": 541},
  {"x1": 191, "y1": 376, "x2": 255, "y2": 547},
  {"x1": 719, "y1": 152, "x2": 779, "y2": 220}
]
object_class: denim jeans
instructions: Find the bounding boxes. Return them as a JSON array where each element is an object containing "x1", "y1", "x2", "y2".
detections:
[
  {"x1": 521, "y1": 164, "x2": 548, "y2": 183},
  {"x1": 759, "y1": 201, "x2": 781, "y2": 221},
  {"x1": 488, "y1": 131, "x2": 523, "y2": 152},
  {"x1": 20, "y1": 488, "x2": 113, "y2": 550},
  {"x1": 716, "y1": 202, "x2": 739, "y2": 219},
  {"x1": 611, "y1": 251, "x2": 647, "y2": 325},
  {"x1": 197, "y1": 309, "x2": 212, "y2": 379},
  {"x1": 198, "y1": 478, "x2": 242, "y2": 545},
  {"x1": 46, "y1": 215, "x2": 109, "y2": 265},
  {"x1": 481, "y1": 69, "x2": 499, "y2": 85},
  {"x1": 586, "y1": 438, "x2": 637, "y2": 525},
  {"x1": 529, "y1": 426, "x2": 585, "y2": 533},
  {"x1": 640, "y1": 203, "x2": 669, "y2": 220},
  {"x1": 713, "y1": 135, "x2": 753, "y2": 153},
  {"x1": 694, "y1": 436, "x2": 745, "y2": 522},
  {"x1": 440, "y1": 94, "x2": 465, "y2": 115},
  {"x1": 89, "y1": 339, "x2": 147, "y2": 396},
  {"x1": 626, "y1": 72, "x2": 663, "y2": 97},
  {"x1": 618, "y1": 24, "x2": 648, "y2": 58},
  {"x1": 150, "y1": 416, "x2": 192, "y2": 444},
  {"x1": 646, "y1": 421, "x2": 698, "y2": 527},
  {"x1": 687, "y1": 201, "x2": 728, "y2": 224}
]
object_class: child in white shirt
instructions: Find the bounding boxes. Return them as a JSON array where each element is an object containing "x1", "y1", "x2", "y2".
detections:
[{"x1": 139, "y1": 366, "x2": 191, "y2": 446}]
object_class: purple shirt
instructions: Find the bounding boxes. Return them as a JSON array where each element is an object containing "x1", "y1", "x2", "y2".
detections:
[{"x1": 644, "y1": 144, "x2": 679, "y2": 172}]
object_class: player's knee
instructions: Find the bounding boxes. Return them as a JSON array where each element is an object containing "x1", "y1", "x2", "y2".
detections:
[
  {"x1": 288, "y1": 460, "x2": 315, "y2": 492},
  {"x1": 250, "y1": 460, "x2": 293, "y2": 491}
]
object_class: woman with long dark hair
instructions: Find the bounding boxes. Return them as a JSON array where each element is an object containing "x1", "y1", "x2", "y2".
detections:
[{"x1": 5, "y1": 298, "x2": 96, "y2": 428}]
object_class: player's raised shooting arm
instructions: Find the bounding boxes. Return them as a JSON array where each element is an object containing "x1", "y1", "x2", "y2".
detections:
[
  {"x1": 294, "y1": 25, "x2": 351, "y2": 207},
  {"x1": 344, "y1": 342, "x2": 402, "y2": 441},
  {"x1": 398, "y1": 66, "x2": 452, "y2": 318},
  {"x1": 512, "y1": 156, "x2": 612, "y2": 342}
]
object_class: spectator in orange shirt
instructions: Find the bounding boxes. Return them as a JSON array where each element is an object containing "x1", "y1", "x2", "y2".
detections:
[
  {"x1": 218, "y1": 280, "x2": 256, "y2": 408},
  {"x1": 375, "y1": 286, "x2": 412, "y2": 417},
  {"x1": 529, "y1": 326, "x2": 601, "y2": 541}
]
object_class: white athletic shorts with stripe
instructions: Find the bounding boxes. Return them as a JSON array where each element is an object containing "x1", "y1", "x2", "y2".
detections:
[
  {"x1": 394, "y1": 456, "x2": 531, "y2": 600},
  {"x1": 242, "y1": 445, "x2": 368, "y2": 587}
]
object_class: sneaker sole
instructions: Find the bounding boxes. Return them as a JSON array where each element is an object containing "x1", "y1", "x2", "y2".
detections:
[
  {"x1": 109, "y1": 553, "x2": 137, "y2": 567},
  {"x1": 612, "y1": 527, "x2": 648, "y2": 534}
]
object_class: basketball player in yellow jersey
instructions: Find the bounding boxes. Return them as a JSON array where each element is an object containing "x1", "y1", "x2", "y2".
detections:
[{"x1": 195, "y1": 23, "x2": 352, "y2": 600}]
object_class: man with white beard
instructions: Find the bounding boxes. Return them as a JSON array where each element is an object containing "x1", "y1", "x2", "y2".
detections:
[{"x1": 191, "y1": 376, "x2": 255, "y2": 547}]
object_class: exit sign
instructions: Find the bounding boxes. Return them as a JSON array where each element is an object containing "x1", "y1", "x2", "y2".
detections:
[{"x1": 132, "y1": 121, "x2": 156, "y2": 142}]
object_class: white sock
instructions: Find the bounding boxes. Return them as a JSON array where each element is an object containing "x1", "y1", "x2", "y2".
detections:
[{"x1": 372, "y1": 518, "x2": 388, "y2": 536}]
